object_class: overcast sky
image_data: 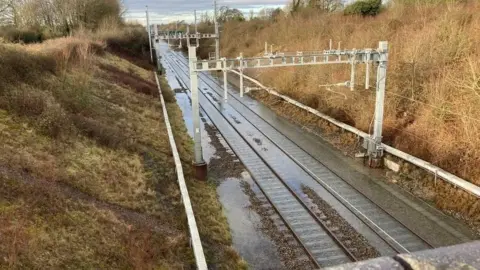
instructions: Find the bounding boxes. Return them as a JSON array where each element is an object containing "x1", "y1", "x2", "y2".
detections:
[{"x1": 122, "y1": 0, "x2": 287, "y2": 25}]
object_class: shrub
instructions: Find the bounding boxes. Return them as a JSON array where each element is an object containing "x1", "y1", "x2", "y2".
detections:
[
  {"x1": 0, "y1": 45, "x2": 57, "y2": 87},
  {"x1": 344, "y1": 0, "x2": 383, "y2": 16},
  {"x1": 0, "y1": 27, "x2": 44, "y2": 44},
  {"x1": 29, "y1": 38, "x2": 105, "y2": 71},
  {"x1": 104, "y1": 26, "x2": 149, "y2": 56},
  {"x1": 159, "y1": 76, "x2": 176, "y2": 103},
  {"x1": 0, "y1": 85, "x2": 48, "y2": 117},
  {"x1": 52, "y1": 79, "x2": 94, "y2": 115},
  {"x1": 72, "y1": 115, "x2": 134, "y2": 150},
  {"x1": 38, "y1": 103, "x2": 74, "y2": 139}
]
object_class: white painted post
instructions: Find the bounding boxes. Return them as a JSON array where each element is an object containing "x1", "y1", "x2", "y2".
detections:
[
  {"x1": 223, "y1": 59, "x2": 228, "y2": 101},
  {"x1": 194, "y1": 10, "x2": 199, "y2": 48},
  {"x1": 365, "y1": 51, "x2": 371, "y2": 90},
  {"x1": 327, "y1": 39, "x2": 332, "y2": 62},
  {"x1": 350, "y1": 51, "x2": 356, "y2": 91},
  {"x1": 239, "y1": 53, "x2": 244, "y2": 97},
  {"x1": 186, "y1": 25, "x2": 191, "y2": 47},
  {"x1": 214, "y1": 0, "x2": 220, "y2": 60},
  {"x1": 146, "y1": 6, "x2": 153, "y2": 64},
  {"x1": 338, "y1": 41, "x2": 341, "y2": 61},
  {"x1": 371, "y1": 41, "x2": 388, "y2": 161},
  {"x1": 188, "y1": 46, "x2": 204, "y2": 165}
]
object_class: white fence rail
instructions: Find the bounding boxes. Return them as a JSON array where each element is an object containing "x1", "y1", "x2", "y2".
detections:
[{"x1": 154, "y1": 72, "x2": 208, "y2": 270}]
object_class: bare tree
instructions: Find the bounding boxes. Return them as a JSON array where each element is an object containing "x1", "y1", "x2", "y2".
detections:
[
  {"x1": 307, "y1": 0, "x2": 343, "y2": 12},
  {"x1": 0, "y1": 0, "x2": 123, "y2": 34},
  {"x1": 0, "y1": 0, "x2": 18, "y2": 25},
  {"x1": 218, "y1": 6, "x2": 245, "y2": 22}
]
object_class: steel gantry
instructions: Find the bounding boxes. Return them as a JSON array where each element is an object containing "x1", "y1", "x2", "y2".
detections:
[
  {"x1": 188, "y1": 41, "x2": 389, "y2": 168},
  {"x1": 152, "y1": 0, "x2": 221, "y2": 60}
]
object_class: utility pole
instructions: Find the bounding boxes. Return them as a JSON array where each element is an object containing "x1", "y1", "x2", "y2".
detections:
[
  {"x1": 146, "y1": 6, "x2": 153, "y2": 63},
  {"x1": 223, "y1": 59, "x2": 228, "y2": 101},
  {"x1": 176, "y1": 20, "x2": 183, "y2": 49},
  {"x1": 239, "y1": 53, "x2": 244, "y2": 97},
  {"x1": 365, "y1": 50, "x2": 371, "y2": 90},
  {"x1": 370, "y1": 41, "x2": 389, "y2": 167},
  {"x1": 186, "y1": 25, "x2": 191, "y2": 47},
  {"x1": 350, "y1": 49, "x2": 356, "y2": 91},
  {"x1": 153, "y1": 23, "x2": 158, "y2": 36},
  {"x1": 188, "y1": 46, "x2": 208, "y2": 180},
  {"x1": 194, "y1": 10, "x2": 199, "y2": 48},
  {"x1": 214, "y1": 0, "x2": 220, "y2": 60}
]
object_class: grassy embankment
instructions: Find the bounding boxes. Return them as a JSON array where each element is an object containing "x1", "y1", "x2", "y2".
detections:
[
  {"x1": 0, "y1": 26, "x2": 244, "y2": 269},
  {"x1": 219, "y1": 1, "x2": 480, "y2": 231}
]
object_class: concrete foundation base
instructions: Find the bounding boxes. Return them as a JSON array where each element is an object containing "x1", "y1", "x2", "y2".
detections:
[
  {"x1": 193, "y1": 162, "x2": 208, "y2": 181},
  {"x1": 368, "y1": 156, "x2": 383, "y2": 168}
]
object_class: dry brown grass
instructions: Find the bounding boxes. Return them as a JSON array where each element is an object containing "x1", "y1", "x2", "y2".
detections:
[
  {"x1": 221, "y1": 1, "x2": 480, "y2": 186},
  {"x1": 0, "y1": 31, "x2": 244, "y2": 268}
]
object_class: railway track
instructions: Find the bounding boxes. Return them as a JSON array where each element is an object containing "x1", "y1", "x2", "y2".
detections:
[{"x1": 159, "y1": 46, "x2": 433, "y2": 267}]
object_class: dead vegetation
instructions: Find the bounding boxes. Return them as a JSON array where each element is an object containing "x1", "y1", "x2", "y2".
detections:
[
  {"x1": 220, "y1": 1, "x2": 480, "y2": 226},
  {"x1": 221, "y1": 0, "x2": 480, "y2": 184},
  {"x1": 0, "y1": 29, "x2": 244, "y2": 269}
]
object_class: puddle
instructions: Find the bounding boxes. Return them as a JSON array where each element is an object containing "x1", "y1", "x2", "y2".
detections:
[
  {"x1": 230, "y1": 114, "x2": 242, "y2": 124},
  {"x1": 207, "y1": 92, "x2": 219, "y2": 102},
  {"x1": 218, "y1": 176, "x2": 285, "y2": 270}
]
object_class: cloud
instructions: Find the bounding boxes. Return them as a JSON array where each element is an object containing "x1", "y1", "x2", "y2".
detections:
[{"x1": 122, "y1": 0, "x2": 287, "y2": 24}]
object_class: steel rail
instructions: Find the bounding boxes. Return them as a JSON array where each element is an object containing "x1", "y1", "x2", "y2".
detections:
[
  {"x1": 168, "y1": 51, "x2": 434, "y2": 253},
  {"x1": 163, "y1": 51, "x2": 357, "y2": 267}
]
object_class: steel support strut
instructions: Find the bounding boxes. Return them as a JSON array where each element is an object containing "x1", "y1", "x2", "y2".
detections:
[
  {"x1": 188, "y1": 46, "x2": 207, "y2": 180},
  {"x1": 368, "y1": 41, "x2": 388, "y2": 167},
  {"x1": 146, "y1": 6, "x2": 153, "y2": 63},
  {"x1": 350, "y1": 51, "x2": 356, "y2": 91},
  {"x1": 214, "y1": 0, "x2": 220, "y2": 59},
  {"x1": 365, "y1": 51, "x2": 371, "y2": 90},
  {"x1": 223, "y1": 60, "x2": 228, "y2": 101},
  {"x1": 239, "y1": 53, "x2": 244, "y2": 97},
  {"x1": 194, "y1": 10, "x2": 199, "y2": 48},
  {"x1": 186, "y1": 26, "x2": 191, "y2": 47}
]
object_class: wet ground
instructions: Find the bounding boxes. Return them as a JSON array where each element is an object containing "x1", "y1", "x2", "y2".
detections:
[
  {"x1": 162, "y1": 57, "x2": 287, "y2": 269},
  {"x1": 158, "y1": 44, "x2": 477, "y2": 268}
]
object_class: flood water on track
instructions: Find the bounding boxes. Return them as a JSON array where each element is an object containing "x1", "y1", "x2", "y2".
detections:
[{"x1": 161, "y1": 57, "x2": 285, "y2": 269}]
